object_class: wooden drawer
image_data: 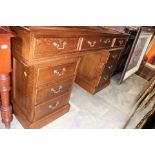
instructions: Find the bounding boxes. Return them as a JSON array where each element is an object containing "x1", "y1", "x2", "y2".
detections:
[
  {"x1": 103, "y1": 63, "x2": 115, "y2": 75},
  {"x1": 37, "y1": 61, "x2": 77, "y2": 86},
  {"x1": 100, "y1": 37, "x2": 113, "y2": 48},
  {"x1": 81, "y1": 37, "x2": 101, "y2": 50},
  {"x1": 34, "y1": 93, "x2": 70, "y2": 121},
  {"x1": 36, "y1": 79, "x2": 74, "y2": 105},
  {"x1": 114, "y1": 38, "x2": 127, "y2": 47},
  {"x1": 99, "y1": 73, "x2": 111, "y2": 87},
  {"x1": 98, "y1": 63, "x2": 115, "y2": 87},
  {"x1": 34, "y1": 37, "x2": 80, "y2": 57},
  {"x1": 108, "y1": 49, "x2": 122, "y2": 63}
]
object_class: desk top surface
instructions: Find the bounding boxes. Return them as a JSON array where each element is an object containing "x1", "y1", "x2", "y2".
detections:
[{"x1": 19, "y1": 26, "x2": 129, "y2": 36}]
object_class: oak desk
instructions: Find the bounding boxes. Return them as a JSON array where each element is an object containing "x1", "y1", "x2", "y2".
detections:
[{"x1": 11, "y1": 27, "x2": 129, "y2": 128}]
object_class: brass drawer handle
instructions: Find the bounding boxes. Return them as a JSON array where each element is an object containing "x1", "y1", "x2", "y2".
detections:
[
  {"x1": 53, "y1": 41, "x2": 67, "y2": 50},
  {"x1": 48, "y1": 101, "x2": 60, "y2": 109},
  {"x1": 53, "y1": 68, "x2": 66, "y2": 76},
  {"x1": 118, "y1": 40, "x2": 123, "y2": 45},
  {"x1": 112, "y1": 55, "x2": 117, "y2": 59},
  {"x1": 103, "y1": 39, "x2": 111, "y2": 44},
  {"x1": 108, "y1": 65, "x2": 113, "y2": 70},
  {"x1": 24, "y1": 71, "x2": 27, "y2": 77},
  {"x1": 51, "y1": 85, "x2": 63, "y2": 94},
  {"x1": 87, "y1": 41, "x2": 96, "y2": 47},
  {"x1": 104, "y1": 75, "x2": 109, "y2": 80}
]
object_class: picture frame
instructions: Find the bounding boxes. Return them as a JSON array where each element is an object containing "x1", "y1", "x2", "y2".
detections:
[
  {"x1": 119, "y1": 27, "x2": 154, "y2": 83},
  {"x1": 145, "y1": 35, "x2": 155, "y2": 67}
]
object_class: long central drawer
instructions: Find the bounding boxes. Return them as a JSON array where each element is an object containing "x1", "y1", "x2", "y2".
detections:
[{"x1": 33, "y1": 37, "x2": 80, "y2": 58}]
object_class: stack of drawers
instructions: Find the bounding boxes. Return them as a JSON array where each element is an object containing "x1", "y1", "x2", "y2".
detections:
[
  {"x1": 76, "y1": 37, "x2": 128, "y2": 94},
  {"x1": 97, "y1": 49, "x2": 123, "y2": 92},
  {"x1": 11, "y1": 27, "x2": 128, "y2": 128}
]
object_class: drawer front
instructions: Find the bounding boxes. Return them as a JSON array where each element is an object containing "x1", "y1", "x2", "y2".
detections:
[
  {"x1": 108, "y1": 50, "x2": 122, "y2": 63},
  {"x1": 99, "y1": 73, "x2": 111, "y2": 87},
  {"x1": 34, "y1": 93, "x2": 70, "y2": 121},
  {"x1": 114, "y1": 38, "x2": 127, "y2": 47},
  {"x1": 36, "y1": 79, "x2": 73, "y2": 105},
  {"x1": 81, "y1": 37, "x2": 101, "y2": 50},
  {"x1": 37, "y1": 61, "x2": 77, "y2": 85},
  {"x1": 34, "y1": 37, "x2": 80, "y2": 57},
  {"x1": 104, "y1": 63, "x2": 115, "y2": 75},
  {"x1": 98, "y1": 63, "x2": 115, "y2": 86},
  {"x1": 100, "y1": 37, "x2": 113, "y2": 48}
]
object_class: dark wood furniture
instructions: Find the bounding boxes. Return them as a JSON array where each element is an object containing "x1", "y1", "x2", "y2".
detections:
[
  {"x1": 113, "y1": 29, "x2": 138, "y2": 75},
  {"x1": 0, "y1": 27, "x2": 15, "y2": 128},
  {"x1": 11, "y1": 26, "x2": 129, "y2": 128}
]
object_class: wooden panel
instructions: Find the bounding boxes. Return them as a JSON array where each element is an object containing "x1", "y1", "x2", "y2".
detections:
[
  {"x1": 34, "y1": 37, "x2": 80, "y2": 57},
  {"x1": 11, "y1": 27, "x2": 31, "y2": 60},
  {"x1": 34, "y1": 93, "x2": 70, "y2": 121},
  {"x1": 12, "y1": 58, "x2": 36, "y2": 122},
  {"x1": 75, "y1": 76, "x2": 97, "y2": 94},
  {"x1": 76, "y1": 50, "x2": 109, "y2": 92},
  {"x1": 77, "y1": 50, "x2": 109, "y2": 80},
  {"x1": 12, "y1": 58, "x2": 28, "y2": 115},
  {"x1": 36, "y1": 78, "x2": 74, "y2": 105}
]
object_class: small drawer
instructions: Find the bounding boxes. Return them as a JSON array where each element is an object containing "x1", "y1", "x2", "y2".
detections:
[
  {"x1": 36, "y1": 79, "x2": 74, "y2": 105},
  {"x1": 108, "y1": 50, "x2": 122, "y2": 63},
  {"x1": 104, "y1": 63, "x2": 115, "y2": 75},
  {"x1": 34, "y1": 93, "x2": 70, "y2": 121},
  {"x1": 114, "y1": 38, "x2": 127, "y2": 47},
  {"x1": 34, "y1": 37, "x2": 80, "y2": 57},
  {"x1": 100, "y1": 37, "x2": 113, "y2": 48},
  {"x1": 99, "y1": 73, "x2": 111, "y2": 86},
  {"x1": 37, "y1": 61, "x2": 77, "y2": 86},
  {"x1": 81, "y1": 37, "x2": 101, "y2": 50}
]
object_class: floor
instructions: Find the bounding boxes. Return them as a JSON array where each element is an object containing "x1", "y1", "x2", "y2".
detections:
[{"x1": 0, "y1": 74, "x2": 148, "y2": 129}]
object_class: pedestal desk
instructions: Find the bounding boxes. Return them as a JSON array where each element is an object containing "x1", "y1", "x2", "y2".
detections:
[{"x1": 11, "y1": 26, "x2": 129, "y2": 128}]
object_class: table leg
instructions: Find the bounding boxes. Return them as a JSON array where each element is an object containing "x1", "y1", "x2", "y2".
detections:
[{"x1": 0, "y1": 73, "x2": 12, "y2": 129}]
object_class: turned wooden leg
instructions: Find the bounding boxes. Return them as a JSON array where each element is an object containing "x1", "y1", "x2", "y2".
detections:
[{"x1": 0, "y1": 73, "x2": 12, "y2": 129}]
